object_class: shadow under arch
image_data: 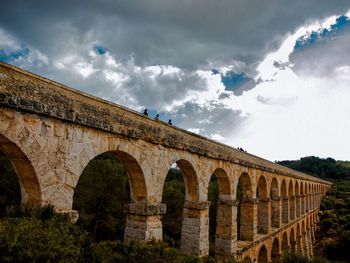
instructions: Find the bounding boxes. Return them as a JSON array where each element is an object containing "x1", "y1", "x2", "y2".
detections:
[
  {"x1": 175, "y1": 159, "x2": 199, "y2": 202},
  {"x1": 295, "y1": 181, "x2": 301, "y2": 217},
  {"x1": 270, "y1": 177, "x2": 280, "y2": 228},
  {"x1": 258, "y1": 245, "x2": 268, "y2": 263},
  {"x1": 257, "y1": 175, "x2": 268, "y2": 234},
  {"x1": 212, "y1": 167, "x2": 231, "y2": 198},
  {"x1": 111, "y1": 150, "x2": 147, "y2": 202},
  {"x1": 288, "y1": 181, "x2": 295, "y2": 220},
  {"x1": 271, "y1": 237, "x2": 280, "y2": 262},
  {"x1": 237, "y1": 172, "x2": 254, "y2": 241},
  {"x1": 282, "y1": 232, "x2": 289, "y2": 253},
  {"x1": 290, "y1": 227, "x2": 296, "y2": 251},
  {"x1": 208, "y1": 167, "x2": 232, "y2": 254},
  {"x1": 0, "y1": 134, "x2": 41, "y2": 204},
  {"x1": 281, "y1": 180, "x2": 288, "y2": 224}
]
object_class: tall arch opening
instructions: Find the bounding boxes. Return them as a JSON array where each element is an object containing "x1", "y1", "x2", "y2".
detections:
[
  {"x1": 0, "y1": 134, "x2": 41, "y2": 217},
  {"x1": 162, "y1": 162, "x2": 185, "y2": 247},
  {"x1": 302, "y1": 221, "x2": 307, "y2": 255},
  {"x1": 300, "y1": 182, "x2": 305, "y2": 214},
  {"x1": 281, "y1": 180, "x2": 288, "y2": 224},
  {"x1": 237, "y1": 172, "x2": 254, "y2": 241},
  {"x1": 296, "y1": 223, "x2": 302, "y2": 253},
  {"x1": 288, "y1": 181, "x2": 295, "y2": 220},
  {"x1": 295, "y1": 181, "x2": 300, "y2": 217},
  {"x1": 282, "y1": 232, "x2": 289, "y2": 253},
  {"x1": 305, "y1": 183, "x2": 309, "y2": 213},
  {"x1": 73, "y1": 150, "x2": 146, "y2": 241},
  {"x1": 271, "y1": 238, "x2": 280, "y2": 262},
  {"x1": 257, "y1": 175, "x2": 268, "y2": 234},
  {"x1": 270, "y1": 178, "x2": 280, "y2": 228},
  {"x1": 162, "y1": 159, "x2": 200, "y2": 251},
  {"x1": 258, "y1": 245, "x2": 268, "y2": 263},
  {"x1": 290, "y1": 228, "x2": 296, "y2": 251},
  {"x1": 208, "y1": 172, "x2": 219, "y2": 252},
  {"x1": 208, "y1": 169, "x2": 231, "y2": 251},
  {"x1": 0, "y1": 148, "x2": 21, "y2": 216}
]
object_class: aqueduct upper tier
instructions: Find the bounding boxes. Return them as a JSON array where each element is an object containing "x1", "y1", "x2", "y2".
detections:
[{"x1": 0, "y1": 61, "x2": 331, "y2": 260}]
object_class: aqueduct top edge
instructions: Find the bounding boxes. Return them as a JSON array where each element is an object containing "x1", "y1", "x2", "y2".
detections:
[{"x1": 0, "y1": 61, "x2": 331, "y2": 185}]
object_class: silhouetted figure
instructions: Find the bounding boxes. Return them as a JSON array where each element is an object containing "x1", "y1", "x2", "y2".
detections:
[
  {"x1": 168, "y1": 119, "x2": 172, "y2": 125},
  {"x1": 143, "y1": 109, "x2": 148, "y2": 116},
  {"x1": 155, "y1": 114, "x2": 159, "y2": 120}
]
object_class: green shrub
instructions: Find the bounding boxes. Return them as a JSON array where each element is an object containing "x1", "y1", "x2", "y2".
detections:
[{"x1": 0, "y1": 205, "x2": 90, "y2": 263}]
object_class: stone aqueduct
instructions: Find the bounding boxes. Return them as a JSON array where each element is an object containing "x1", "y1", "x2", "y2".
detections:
[{"x1": 0, "y1": 62, "x2": 331, "y2": 261}]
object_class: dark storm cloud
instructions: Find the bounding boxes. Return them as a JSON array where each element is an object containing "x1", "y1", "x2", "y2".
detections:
[
  {"x1": 1, "y1": 0, "x2": 350, "y2": 71},
  {"x1": 290, "y1": 17, "x2": 350, "y2": 78}
]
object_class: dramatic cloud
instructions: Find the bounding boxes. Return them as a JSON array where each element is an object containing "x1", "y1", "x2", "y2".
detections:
[{"x1": 0, "y1": 1, "x2": 350, "y2": 161}]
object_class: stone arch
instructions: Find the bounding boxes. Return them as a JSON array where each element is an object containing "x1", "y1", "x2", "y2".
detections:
[
  {"x1": 288, "y1": 180, "x2": 295, "y2": 220},
  {"x1": 173, "y1": 158, "x2": 199, "y2": 202},
  {"x1": 300, "y1": 182, "x2": 305, "y2": 214},
  {"x1": 305, "y1": 183, "x2": 309, "y2": 212},
  {"x1": 211, "y1": 167, "x2": 232, "y2": 198},
  {"x1": 301, "y1": 220, "x2": 307, "y2": 255},
  {"x1": 208, "y1": 167, "x2": 233, "y2": 254},
  {"x1": 258, "y1": 245, "x2": 268, "y2": 263},
  {"x1": 290, "y1": 227, "x2": 296, "y2": 251},
  {"x1": 110, "y1": 150, "x2": 147, "y2": 202},
  {"x1": 281, "y1": 180, "x2": 289, "y2": 224},
  {"x1": 257, "y1": 175, "x2": 269, "y2": 234},
  {"x1": 295, "y1": 181, "x2": 301, "y2": 217},
  {"x1": 296, "y1": 223, "x2": 302, "y2": 253},
  {"x1": 0, "y1": 134, "x2": 41, "y2": 204},
  {"x1": 237, "y1": 172, "x2": 254, "y2": 240},
  {"x1": 282, "y1": 232, "x2": 289, "y2": 253},
  {"x1": 270, "y1": 177, "x2": 280, "y2": 228},
  {"x1": 271, "y1": 237, "x2": 280, "y2": 262}
]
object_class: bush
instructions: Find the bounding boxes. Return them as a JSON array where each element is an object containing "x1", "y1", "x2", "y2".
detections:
[{"x1": 0, "y1": 205, "x2": 90, "y2": 263}]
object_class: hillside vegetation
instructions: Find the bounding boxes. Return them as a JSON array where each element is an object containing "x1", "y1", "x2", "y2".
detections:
[{"x1": 277, "y1": 157, "x2": 350, "y2": 263}]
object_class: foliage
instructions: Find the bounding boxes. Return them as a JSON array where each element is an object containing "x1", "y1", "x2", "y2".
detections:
[
  {"x1": 277, "y1": 156, "x2": 350, "y2": 179},
  {"x1": 0, "y1": 205, "x2": 90, "y2": 263},
  {"x1": 162, "y1": 168, "x2": 185, "y2": 247},
  {"x1": 73, "y1": 152, "x2": 130, "y2": 242},
  {"x1": 90, "y1": 240, "x2": 244, "y2": 263},
  {"x1": 0, "y1": 151, "x2": 21, "y2": 217}
]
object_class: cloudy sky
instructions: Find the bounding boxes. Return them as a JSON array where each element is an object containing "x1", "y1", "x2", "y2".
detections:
[{"x1": 1, "y1": 1, "x2": 350, "y2": 161}]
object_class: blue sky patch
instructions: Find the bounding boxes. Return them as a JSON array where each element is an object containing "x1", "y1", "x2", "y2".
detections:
[
  {"x1": 95, "y1": 46, "x2": 107, "y2": 55},
  {"x1": 0, "y1": 47, "x2": 29, "y2": 63},
  {"x1": 295, "y1": 15, "x2": 350, "y2": 50},
  {"x1": 212, "y1": 70, "x2": 250, "y2": 91}
]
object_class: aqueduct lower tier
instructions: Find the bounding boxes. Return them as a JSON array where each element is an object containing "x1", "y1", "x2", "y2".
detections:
[{"x1": 0, "y1": 62, "x2": 331, "y2": 260}]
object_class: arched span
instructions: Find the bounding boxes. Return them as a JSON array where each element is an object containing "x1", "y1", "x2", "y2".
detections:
[
  {"x1": 282, "y1": 232, "x2": 289, "y2": 252},
  {"x1": 237, "y1": 172, "x2": 254, "y2": 240},
  {"x1": 212, "y1": 167, "x2": 231, "y2": 197},
  {"x1": 0, "y1": 134, "x2": 41, "y2": 204},
  {"x1": 281, "y1": 180, "x2": 288, "y2": 224},
  {"x1": 175, "y1": 159, "x2": 199, "y2": 201},
  {"x1": 288, "y1": 180, "x2": 295, "y2": 220},
  {"x1": 257, "y1": 175, "x2": 268, "y2": 198},
  {"x1": 271, "y1": 237, "x2": 280, "y2": 262},
  {"x1": 257, "y1": 175, "x2": 268, "y2": 234},
  {"x1": 112, "y1": 150, "x2": 147, "y2": 202},
  {"x1": 238, "y1": 172, "x2": 253, "y2": 199},
  {"x1": 290, "y1": 227, "x2": 296, "y2": 251},
  {"x1": 258, "y1": 245, "x2": 268, "y2": 263},
  {"x1": 270, "y1": 177, "x2": 280, "y2": 228}
]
